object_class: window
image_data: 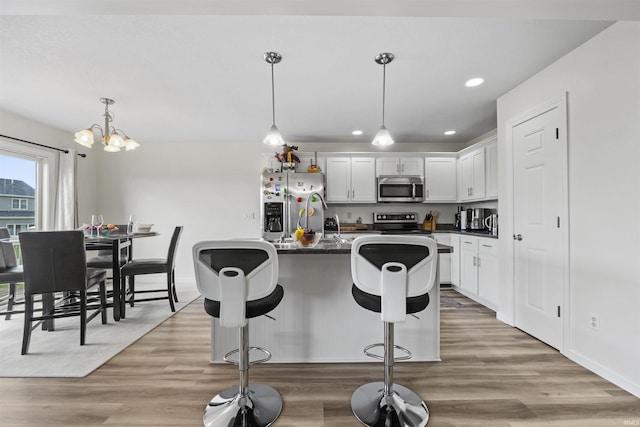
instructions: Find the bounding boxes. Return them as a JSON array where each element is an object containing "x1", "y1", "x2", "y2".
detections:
[
  {"x1": 12, "y1": 198, "x2": 28, "y2": 210},
  {"x1": 1, "y1": 136, "x2": 56, "y2": 232}
]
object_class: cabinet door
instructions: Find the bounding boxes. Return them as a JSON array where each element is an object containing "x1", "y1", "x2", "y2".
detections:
[
  {"x1": 450, "y1": 234, "x2": 460, "y2": 287},
  {"x1": 485, "y1": 142, "x2": 498, "y2": 199},
  {"x1": 424, "y1": 157, "x2": 457, "y2": 201},
  {"x1": 351, "y1": 157, "x2": 376, "y2": 202},
  {"x1": 325, "y1": 157, "x2": 351, "y2": 202},
  {"x1": 376, "y1": 157, "x2": 399, "y2": 176},
  {"x1": 478, "y1": 238, "x2": 499, "y2": 308},
  {"x1": 459, "y1": 153, "x2": 473, "y2": 201},
  {"x1": 459, "y1": 236, "x2": 478, "y2": 293},
  {"x1": 400, "y1": 157, "x2": 424, "y2": 176},
  {"x1": 471, "y1": 148, "x2": 486, "y2": 199},
  {"x1": 432, "y1": 234, "x2": 451, "y2": 284}
]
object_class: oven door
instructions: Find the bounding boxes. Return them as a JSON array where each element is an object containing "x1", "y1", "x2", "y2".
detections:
[{"x1": 377, "y1": 176, "x2": 424, "y2": 202}]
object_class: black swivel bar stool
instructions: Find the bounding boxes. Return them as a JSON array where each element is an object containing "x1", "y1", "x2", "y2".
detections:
[
  {"x1": 350, "y1": 235, "x2": 438, "y2": 427},
  {"x1": 193, "y1": 240, "x2": 284, "y2": 427}
]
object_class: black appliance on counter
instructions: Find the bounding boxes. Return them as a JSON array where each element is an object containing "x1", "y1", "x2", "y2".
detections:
[{"x1": 373, "y1": 212, "x2": 432, "y2": 235}]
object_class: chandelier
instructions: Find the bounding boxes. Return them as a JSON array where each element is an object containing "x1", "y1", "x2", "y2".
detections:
[{"x1": 74, "y1": 98, "x2": 140, "y2": 152}]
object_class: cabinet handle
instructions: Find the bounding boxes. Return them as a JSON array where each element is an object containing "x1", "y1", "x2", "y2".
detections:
[
  {"x1": 352, "y1": 189, "x2": 355, "y2": 199},
  {"x1": 463, "y1": 241, "x2": 473, "y2": 245},
  {"x1": 426, "y1": 189, "x2": 429, "y2": 198},
  {"x1": 401, "y1": 163, "x2": 404, "y2": 173},
  {"x1": 482, "y1": 244, "x2": 493, "y2": 248},
  {"x1": 470, "y1": 187, "x2": 473, "y2": 196},
  {"x1": 477, "y1": 257, "x2": 481, "y2": 267},
  {"x1": 473, "y1": 256, "x2": 477, "y2": 266}
]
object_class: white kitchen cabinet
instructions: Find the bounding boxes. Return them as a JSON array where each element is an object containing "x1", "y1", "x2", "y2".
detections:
[
  {"x1": 456, "y1": 235, "x2": 499, "y2": 310},
  {"x1": 424, "y1": 156, "x2": 457, "y2": 201},
  {"x1": 459, "y1": 236, "x2": 479, "y2": 294},
  {"x1": 477, "y1": 238, "x2": 499, "y2": 308},
  {"x1": 326, "y1": 156, "x2": 376, "y2": 203},
  {"x1": 376, "y1": 157, "x2": 424, "y2": 177},
  {"x1": 458, "y1": 148, "x2": 486, "y2": 201},
  {"x1": 431, "y1": 233, "x2": 451, "y2": 284},
  {"x1": 485, "y1": 142, "x2": 498, "y2": 199},
  {"x1": 449, "y1": 233, "x2": 460, "y2": 287}
]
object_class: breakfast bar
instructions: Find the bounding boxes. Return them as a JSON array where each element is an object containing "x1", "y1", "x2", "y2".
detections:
[{"x1": 208, "y1": 240, "x2": 451, "y2": 363}]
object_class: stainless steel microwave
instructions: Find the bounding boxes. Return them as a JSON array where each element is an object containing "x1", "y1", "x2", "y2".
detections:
[{"x1": 377, "y1": 176, "x2": 424, "y2": 203}]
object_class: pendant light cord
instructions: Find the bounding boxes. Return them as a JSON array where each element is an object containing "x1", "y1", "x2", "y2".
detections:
[
  {"x1": 271, "y1": 61, "x2": 276, "y2": 126},
  {"x1": 381, "y1": 62, "x2": 386, "y2": 126}
]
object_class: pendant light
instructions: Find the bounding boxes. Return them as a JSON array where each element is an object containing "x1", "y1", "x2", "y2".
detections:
[
  {"x1": 372, "y1": 52, "x2": 395, "y2": 146},
  {"x1": 263, "y1": 51, "x2": 285, "y2": 146},
  {"x1": 74, "y1": 98, "x2": 140, "y2": 152}
]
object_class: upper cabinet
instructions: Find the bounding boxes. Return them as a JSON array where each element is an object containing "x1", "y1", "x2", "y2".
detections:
[
  {"x1": 424, "y1": 156, "x2": 457, "y2": 202},
  {"x1": 458, "y1": 147, "x2": 486, "y2": 201},
  {"x1": 376, "y1": 157, "x2": 424, "y2": 177},
  {"x1": 326, "y1": 156, "x2": 376, "y2": 203},
  {"x1": 484, "y1": 141, "x2": 498, "y2": 199}
]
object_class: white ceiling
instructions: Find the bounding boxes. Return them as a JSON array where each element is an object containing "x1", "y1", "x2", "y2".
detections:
[{"x1": 0, "y1": 1, "x2": 633, "y2": 146}]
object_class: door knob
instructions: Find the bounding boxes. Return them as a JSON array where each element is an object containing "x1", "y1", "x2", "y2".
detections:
[{"x1": 513, "y1": 234, "x2": 523, "y2": 241}]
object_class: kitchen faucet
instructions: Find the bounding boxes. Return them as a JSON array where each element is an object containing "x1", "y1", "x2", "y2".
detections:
[
  {"x1": 333, "y1": 214, "x2": 342, "y2": 243},
  {"x1": 305, "y1": 191, "x2": 328, "y2": 231}
]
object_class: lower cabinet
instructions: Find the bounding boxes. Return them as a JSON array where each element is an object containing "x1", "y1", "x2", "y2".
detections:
[
  {"x1": 431, "y1": 233, "x2": 451, "y2": 284},
  {"x1": 455, "y1": 235, "x2": 499, "y2": 311}
]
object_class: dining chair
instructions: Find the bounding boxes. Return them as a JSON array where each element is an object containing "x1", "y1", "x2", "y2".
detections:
[
  {"x1": 86, "y1": 224, "x2": 130, "y2": 271},
  {"x1": 18, "y1": 230, "x2": 108, "y2": 355},
  {"x1": 120, "y1": 226, "x2": 183, "y2": 316},
  {"x1": 0, "y1": 238, "x2": 24, "y2": 320}
]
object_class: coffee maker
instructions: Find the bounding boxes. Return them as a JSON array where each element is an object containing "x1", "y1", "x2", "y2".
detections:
[{"x1": 470, "y1": 208, "x2": 491, "y2": 230}]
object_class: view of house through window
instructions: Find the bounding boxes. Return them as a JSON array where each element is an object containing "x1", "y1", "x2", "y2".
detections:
[{"x1": 0, "y1": 153, "x2": 37, "y2": 235}]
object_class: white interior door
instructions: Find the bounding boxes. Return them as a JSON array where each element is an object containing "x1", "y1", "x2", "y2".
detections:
[{"x1": 512, "y1": 103, "x2": 566, "y2": 350}]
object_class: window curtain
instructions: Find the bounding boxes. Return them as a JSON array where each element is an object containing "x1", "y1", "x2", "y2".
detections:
[{"x1": 54, "y1": 148, "x2": 78, "y2": 230}]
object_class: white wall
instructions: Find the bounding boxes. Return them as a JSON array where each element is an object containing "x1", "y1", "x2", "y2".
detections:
[{"x1": 496, "y1": 21, "x2": 640, "y2": 396}]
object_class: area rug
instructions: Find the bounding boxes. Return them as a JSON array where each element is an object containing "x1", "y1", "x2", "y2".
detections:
[{"x1": 0, "y1": 283, "x2": 199, "y2": 378}]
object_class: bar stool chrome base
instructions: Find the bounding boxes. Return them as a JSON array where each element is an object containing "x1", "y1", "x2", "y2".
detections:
[
  {"x1": 351, "y1": 381, "x2": 429, "y2": 427},
  {"x1": 204, "y1": 383, "x2": 282, "y2": 427}
]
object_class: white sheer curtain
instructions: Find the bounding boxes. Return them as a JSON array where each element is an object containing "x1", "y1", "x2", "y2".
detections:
[{"x1": 54, "y1": 148, "x2": 78, "y2": 230}]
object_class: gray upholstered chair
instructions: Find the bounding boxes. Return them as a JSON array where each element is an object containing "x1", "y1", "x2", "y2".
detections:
[
  {"x1": 350, "y1": 235, "x2": 438, "y2": 427},
  {"x1": 18, "y1": 230, "x2": 108, "y2": 354},
  {"x1": 120, "y1": 226, "x2": 183, "y2": 316},
  {"x1": 193, "y1": 239, "x2": 284, "y2": 427}
]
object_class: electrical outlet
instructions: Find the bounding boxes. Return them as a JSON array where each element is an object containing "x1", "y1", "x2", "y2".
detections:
[
  {"x1": 243, "y1": 212, "x2": 255, "y2": 220},
  {"x1": 589, "y1": 312, "x2": 600, "y2": 330}
]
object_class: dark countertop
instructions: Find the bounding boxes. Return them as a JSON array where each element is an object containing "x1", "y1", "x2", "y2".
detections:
[
  {"x1": 276, "y1": 241, "x2": 453, "y2": 255},
  {"x1": 326, "y1": 224, "x2": 498, "y2": 239}
]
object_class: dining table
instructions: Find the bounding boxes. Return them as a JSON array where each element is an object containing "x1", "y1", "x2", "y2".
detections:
[{"x1": 84, "y1": 230, "x2": 159, "y2": 321}]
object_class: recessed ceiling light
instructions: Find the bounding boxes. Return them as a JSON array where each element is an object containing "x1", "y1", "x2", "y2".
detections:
[
  {"x1": 444, "y1": 130, "x2": 456, "y2": 135},
  {"x1": 465, "y1": 78, "x2": 484, "y2": 87},
  {"x1": 352, "y1": 130, "x2": 363, "y2": 136}
]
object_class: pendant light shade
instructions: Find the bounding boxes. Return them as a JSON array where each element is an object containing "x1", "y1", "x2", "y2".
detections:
[
  {"x1": 263, "y1": 51, "x2": 285, "y2": 146},
  {"x1": 372, "y1": 52, "x2": 395, "y2": 146}
]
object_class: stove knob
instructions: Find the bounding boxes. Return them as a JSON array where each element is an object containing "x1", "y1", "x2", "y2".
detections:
[{"x1": 382, "y1": 215, "x2": 387, "y2": 219}]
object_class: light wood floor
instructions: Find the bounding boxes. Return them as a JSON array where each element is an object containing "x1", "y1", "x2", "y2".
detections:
[{"x1": 1, "y1": 289, "x2": 639, "y2": 426}]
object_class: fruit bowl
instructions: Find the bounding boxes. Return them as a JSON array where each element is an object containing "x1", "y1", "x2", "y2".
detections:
[{"x1": 294, "y1": 230, "x2": 322, "y2": 248}]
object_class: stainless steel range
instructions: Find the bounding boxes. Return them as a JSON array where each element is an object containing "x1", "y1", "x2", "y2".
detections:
[{"x1": 373, "y1": 212, "x2": 431, "y2": 234}]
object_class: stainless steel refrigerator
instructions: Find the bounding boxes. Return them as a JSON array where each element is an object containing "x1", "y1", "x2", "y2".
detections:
[{"x1": 261, "y1": 171, "x2": 326, "y2": 241}]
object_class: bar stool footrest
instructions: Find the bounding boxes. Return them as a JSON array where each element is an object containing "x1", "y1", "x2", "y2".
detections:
[
  {"x1": 223, "y1": 346, "x2": 272, "y2": 365},
  {"x1": 363, "y1": 342, "x2": 413, "y2": 361}
]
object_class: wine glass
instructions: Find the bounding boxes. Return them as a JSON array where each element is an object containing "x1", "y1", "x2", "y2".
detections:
[{"x1": 91, "y1": 214, "x2": 103, "y2": 238}]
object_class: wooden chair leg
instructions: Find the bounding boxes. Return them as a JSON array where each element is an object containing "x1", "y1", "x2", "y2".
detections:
[
  {"x1": 80, "y1": 291, "x2": 87, "y2": 346},
  {"x1": 129, "y1": 275, "x2": 135, "y2": 307},
  {"x1": 100, "y1": 280, "x2": 108, "y2": 324},
  {"x1": 21, "y1": 294, "x2": 33, "y2": 355},
  {"x1": 167, "y1": 270, "x2": 176, "y2": 312},
  {"x1": 5, "y1": 282, "x2": 16, "y2": 320},
  {"x1": 171, "y1": 270, "x2": 179, "y2": 303}
]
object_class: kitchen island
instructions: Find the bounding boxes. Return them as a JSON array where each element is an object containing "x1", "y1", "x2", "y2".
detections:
[{"x1": 208, "y1": 240, "x2": 451, "y2": 363}]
